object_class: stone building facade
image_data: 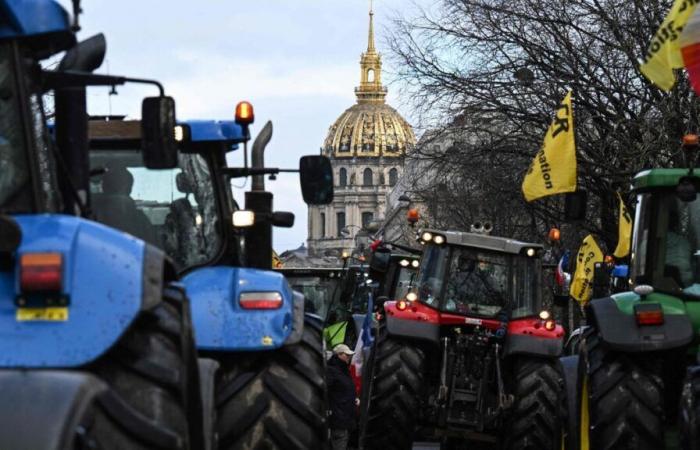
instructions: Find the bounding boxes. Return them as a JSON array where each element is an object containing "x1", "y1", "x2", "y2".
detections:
[{"x1": 307, "y1": 6, "x2": 415, "y2": 257}]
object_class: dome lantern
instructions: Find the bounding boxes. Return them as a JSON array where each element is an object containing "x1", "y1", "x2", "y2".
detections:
[{"x1": 323, "y1": 2, "x2": 415, "y2": 159}]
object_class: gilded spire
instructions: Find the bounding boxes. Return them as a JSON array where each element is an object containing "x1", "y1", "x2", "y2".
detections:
[
  {"x1": 368, "y1": 1, "x2": 376, "y2": 53},
  {"x1": 356, "y1": 0, "x2": 387, "y2": 104}
]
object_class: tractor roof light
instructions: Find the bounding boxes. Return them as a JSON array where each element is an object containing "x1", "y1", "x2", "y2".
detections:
[
  {"x1": 433, "y1": 235, "x2": 445, "y2": 245},
  {"x1": 20, "y1": 252, "x2": 63, "y2": 293},
  {"x1": 240, "y1": 291, "x2": 283, "y2": 310},
  {"x1": 406, "y1": 292, "x2": 418, "y2": 302},
  {"x1": 411, "y1": 259, "x2": 420, "y2": 268},
  {"x1": 548, "y1": 227, "x2": 561, "y2": 242},
  {"x1": 421, "y1": 232, "x2": 433, "y2": 242},
  {"x1": 539, "y1": 310, "x2": 551, "y2": 321},
  {"x1": 235, "y1": 101, "x2": 255, "y2": 126},
  {"x1": 526, "y1": 248, "x2": 536, "y2": 257},
  {"x1": 407, "y1": 208, "x2": 420, "y2": 225},
  {"x1": 683, "y1": 134, "x2": 699, "y2": 147},
  {"x1": 399, "y1": 259, "x2": 410, "y2": 267}
]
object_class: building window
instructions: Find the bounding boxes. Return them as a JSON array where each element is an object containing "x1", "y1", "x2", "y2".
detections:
[
  {"x1": 367, "y1": 68, "x2": 375, "y2": 82},
  {"x1": 362, "y1": 212, "x2": 374, "y2": 229},
  {"x1": 339, "y1": 168, "x2": 347, "y2": 187},
  {"x1": 389, "y1": 168, "x2": 398, "y2": 186},
  {"x1": 363, "y1": 168, "x2": 373, "y2": 186},
  {"x1": 337, "y1": 212, "x2": 346, "y2": 236},
  {"x1": 320, "y1": 213, "x2": 325, "y2": 238}
]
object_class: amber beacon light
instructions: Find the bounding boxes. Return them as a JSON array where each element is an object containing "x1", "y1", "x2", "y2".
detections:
[{"x1": 235, "y1": 101, "x2": 255, "y2": 126}]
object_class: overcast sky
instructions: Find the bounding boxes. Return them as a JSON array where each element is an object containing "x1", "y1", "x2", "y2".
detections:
[{"x1": 59, "y1": 0, "x2": 431, "y2": 252}]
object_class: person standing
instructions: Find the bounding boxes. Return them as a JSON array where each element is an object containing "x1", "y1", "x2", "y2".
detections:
[{"x1": 327, "y1": 344, "x2": 357, "y2": 450}]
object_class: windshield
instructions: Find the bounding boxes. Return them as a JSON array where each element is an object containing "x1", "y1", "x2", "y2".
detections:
[
  {"x1": 89, "y1": 149, "x2": 222, "y2": 270},
  {"x1": 285, "y1": 275, "x2": 342, "y2": 320},
  {"x1": 415, "y1": 243, "x2": 541, "y2": 318},
  {"x1": 393, "y1": 266, "x2": 417, "y2": 300},
  {"x1": 0, "y1": 42, "x2": 60, "y2": 212},
  {"x1": 635, "y1": 192, "x2": 700, "y2": 296}
]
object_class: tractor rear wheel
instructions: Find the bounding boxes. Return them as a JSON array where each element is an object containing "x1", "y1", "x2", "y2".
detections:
[
  {"x1": 360, "y1": 323, "x2": 426, "y2": 450},
  {"x1": 503, "y1": 358, "x2": 562, "y2": 450},
  {"x1": 680, "y1": 365, "x2": 700, "y2": 450},
  {"x1": 87, "y1": 283, "x2": 202, "y2": 449},
  {"x1": 214, "y1": 315, "x2": 327, "y2": 450},
  {"x1": 586, "y1": 329, "x2": 664, "y2": 450}
]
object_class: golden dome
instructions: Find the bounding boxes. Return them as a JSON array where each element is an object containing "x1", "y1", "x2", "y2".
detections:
[
  {"x1": 324, "y1": 103, "x2": 415, "y2": 158},
  {"x1": 323, "y1": 6, "x2": 415, "y2": 159}
]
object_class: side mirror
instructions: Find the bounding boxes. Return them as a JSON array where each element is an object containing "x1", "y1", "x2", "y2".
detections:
[
  {"x1": 299, "y1": 155, "x2": 334, "y2": 205},
  {"x1": 564, "y1": 190, "x2": 587, "y2": 221},
  {"x1": 272, "y1": 211, "x2": 295, "y2": 228},
  {"x1": 141, "y1": 96, "x2": 178, "y2": 169}
]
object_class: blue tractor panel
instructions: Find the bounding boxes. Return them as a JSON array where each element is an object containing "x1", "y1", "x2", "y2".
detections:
[
  {"x1": 185, "y1": 120, "x2": 244, "y2": 146},
  {"x1": 0, "y1": 215, "x2": 146, "y2": 367},
  {"x1": 185, "y1": 267, "x2": 298, "y2": 351},
  {"x1": 0, "y1": 0, "x2": 70, "y2": 38}
]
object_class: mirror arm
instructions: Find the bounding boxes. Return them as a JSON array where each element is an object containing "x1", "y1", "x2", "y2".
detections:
[
  {"x1": 222, "y1": 167, "x2": 298, "y2": 179},
  {"x1": 42, "y1": 70, "x2": 165, "y2": 96}
]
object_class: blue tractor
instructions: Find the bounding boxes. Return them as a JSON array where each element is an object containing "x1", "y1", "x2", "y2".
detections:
[
  {"x1": 0, "y1": 1, "x2": 204, "y2": 448},
  {"x1": 87, "y1": 111, "x2": 334, "y2": 449}
]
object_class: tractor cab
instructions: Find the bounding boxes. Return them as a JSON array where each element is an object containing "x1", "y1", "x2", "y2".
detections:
[
  {"x1": 630, "y1": 169, "x2": 700, "y2": 296},
  {"x1": 409, "y1": 229, "x2": 544, "y2": 319},
  {"x1": 276, "y1": 267, "x2": 354, "y2": 320},
  {"x1": 367, "y1": 249, "x2": 421, "y2": 304},
  {"x1": 88, "y1": 119, "x2": 240, "y2": 271}
]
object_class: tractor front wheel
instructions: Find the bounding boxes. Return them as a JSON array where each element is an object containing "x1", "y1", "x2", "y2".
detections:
[
  {"x1": 360, "y1": 323, "x2": 426, "y2": 450},
  {"x1": 680, "y1": 365, "x2": 700, "y2": 450},
  {"x1": 213, "y1": 316, "x2": 327, "y2": 450},
  {"x1": 586, "y1": 329, "x2": 664, "y2": 450},
  {"x1": 503, "y1": 358, "x2": 562, "y2": 450}
]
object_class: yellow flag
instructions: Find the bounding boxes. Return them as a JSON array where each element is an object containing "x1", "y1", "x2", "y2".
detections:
[
  {"x1": 640, "y1": 0, "x2": 699, "y2": 91},
  {"x1": 570, "y1": 235, "x2": 604, "y2": 305},
  {"x1": 522, "y1": 91, "x2": 577, "y2": 202},
  {"x1": 613, "y1": 193, "x2": 633, "y2": 258}
]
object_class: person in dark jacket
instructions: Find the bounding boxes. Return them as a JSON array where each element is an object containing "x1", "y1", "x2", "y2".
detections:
[{"x1": 327, "y1": 344, "x2": 357, "y2": 450}]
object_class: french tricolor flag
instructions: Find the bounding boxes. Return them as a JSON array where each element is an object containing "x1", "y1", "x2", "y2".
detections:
[
  {"x1": 682, "y1": 6, "x2": 700, "y2": 95},
  {"x1": 350, "y1": 293, "x2": 375, "y2": 393},
  {"x1": 556, "y1": 250, "x2": 571, "y2": 287}
]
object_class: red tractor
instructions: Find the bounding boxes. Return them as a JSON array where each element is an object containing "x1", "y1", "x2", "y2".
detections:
[{"x1": 360, "y1": 229, "x2": 565, "y2": 449}]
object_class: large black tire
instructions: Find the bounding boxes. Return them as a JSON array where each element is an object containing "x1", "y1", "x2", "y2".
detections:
[
  {"x1": 360, "y1": 323, "x2": 425, "y2": 450},
  {"x1": 586, "y1": 329, "x2": 664, "y2": 450},
  {"x1": 502, "y1": 359, "x2": 562, "y2": 450},
  {"x1": 214, "y1": 316, "x2": 327, "y2": 450},
  {"x1": 85, "y1": 283, "x2": 202, "y2": 450},
  {"x1": 680, "y1": 365, "x2": 700, "y2": 450}
]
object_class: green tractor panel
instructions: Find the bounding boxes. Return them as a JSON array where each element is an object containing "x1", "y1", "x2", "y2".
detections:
[{"x1": 360, "y1": 229, "x2": 564, "y2": 449}]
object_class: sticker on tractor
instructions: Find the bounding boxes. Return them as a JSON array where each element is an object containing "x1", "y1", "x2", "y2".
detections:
[
  {"x1": 16, "y1": 307, "x2": 69, "y2": 322},
  {"x1": 261, "y1": 336, "x2": 273, "y2": 346},
  {"x1": 464, "y1": 317, "x2": 482, "y2": 325}
]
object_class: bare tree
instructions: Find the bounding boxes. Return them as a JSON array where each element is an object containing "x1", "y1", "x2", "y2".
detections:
[{"x1": 389, "y1": 0, "x2": 699, "y2": 249}]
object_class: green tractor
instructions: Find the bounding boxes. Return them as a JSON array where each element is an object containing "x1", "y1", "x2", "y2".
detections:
[{"x1": 565, "y1": 137, "x2": 700, "y2": 449}]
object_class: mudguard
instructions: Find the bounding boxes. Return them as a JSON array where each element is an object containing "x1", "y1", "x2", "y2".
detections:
[
  {"x1": 0, "y1": 370, "x2": 108, "y2": 450},
  {"x1": 588, "y1": 295, "x2": 694, "y2": 352},
  {"x1": 185, "y1": 266, "x2": 303, "y2": 351},
  {"x1": 0, "y1": 214, "x2": 161, "y2": 367},
  {"x1": 559, "y1": 355, "x2": 582, "y2": 450}
]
